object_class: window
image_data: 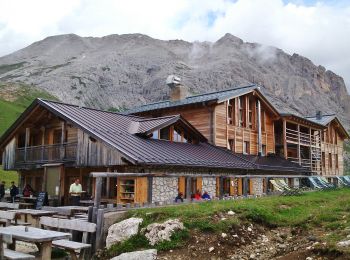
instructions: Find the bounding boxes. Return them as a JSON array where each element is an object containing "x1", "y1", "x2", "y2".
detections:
[
  {"x1": 248, "y1": 98, "x2": 253, "y2": 129},
  {"x1": 335, "y1": 154, "x2": 339, "y2": 169},
  {"x1": 151, "y1": 130, "x2": 159, "y2": 139},
  {"x1": 261, "y1": 109, "x2": 266, "y2": 132},
  {"x1": 53, "y1": 129, "x2": 62, "y2": 144},
  {"x1": 322, "y1": 152, "x2": 325, "y2": 167},
  {"x1": 238, "y1": 97, "x2": 244, "y2": 127},
  {"x1": 261, "y1": 144, "x2": 266, "y2": 156},
  {"x1": 243, "y1": 141, "x2": 250, "y2": 154},
  {"x1": 228, "y1": 139, "x2": 235, "y2": 152},
  {"x1": 328, "y1": 153, "x2": 332, "y2": 168},
  {"x1": 173, "y1": 127, "x2": 182, "y2": 142},
  {"x1": 159, "y1": 127, "x2": 170, "y2": 140},
  {"x1": 227, "y1": 99, "x2": 235, "y2": 125}
]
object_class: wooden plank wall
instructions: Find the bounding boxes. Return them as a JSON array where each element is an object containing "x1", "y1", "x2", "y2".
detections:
[
  {"x1": 2, "y1": 138, "x2": 16, "y2": 170},
  {"x1": 76, "y1": 129, "x2": 125, "y2": 167},
  {"x1": 321, "y1": 121, "x2": 344, "y2": 176}
]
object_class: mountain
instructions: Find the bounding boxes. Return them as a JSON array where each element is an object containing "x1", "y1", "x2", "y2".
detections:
[{"x1": 0, "y1": 33, "x2": 349, "y2": 127}]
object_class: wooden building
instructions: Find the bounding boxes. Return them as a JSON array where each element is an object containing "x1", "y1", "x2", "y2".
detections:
[
  {"x1": 0, "y1": 98, "x2": 306, "y2": 205},
  {"x1": 127, "y1": 80, "x2": 349, "y2": 177}
]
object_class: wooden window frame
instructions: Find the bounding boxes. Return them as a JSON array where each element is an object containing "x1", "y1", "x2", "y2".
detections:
[
  {"x1": 228, "y1": 139, "x2": 235, "y2": 152},
  {"x1": 243, "y1": 141, "x2": 250, "y2": 155},
  {"x1": 328, "y1": 153, "x2": 332, "y2": 169}
]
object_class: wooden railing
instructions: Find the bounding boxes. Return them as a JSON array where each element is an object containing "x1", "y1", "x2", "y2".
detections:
[
  {"x1": 15, "y1": 142, "x2": 77, "y2": 164},
  {"x1": 286, "y1": 128, "x2": 321, "y2": 147}
]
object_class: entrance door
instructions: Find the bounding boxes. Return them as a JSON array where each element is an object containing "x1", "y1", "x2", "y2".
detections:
[{"x1": 45, "y1": 166, "x2": 61, "y2": 197}]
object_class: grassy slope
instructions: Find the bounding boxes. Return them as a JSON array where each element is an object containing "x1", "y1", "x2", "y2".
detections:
[
  {"x1": 0, "y1": 82, "x2": 58, "y2": 185},
  {"x1": 105, "y1": 189, "x2": 350, "y2": 258}
]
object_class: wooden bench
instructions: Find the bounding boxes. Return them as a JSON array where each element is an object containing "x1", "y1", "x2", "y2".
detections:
[
  {"x1": 0, "y1": 203, "x2": 20, "y2": 210},
  {"x1": 40, "y1": 217, "x2": 96, "y2": 260},
  {"x1": 0, "y1": 234, "x2": 35, "y2": 259},
  {"x1": 0, "y1": 211, "x2": 30, "y2": 227}
]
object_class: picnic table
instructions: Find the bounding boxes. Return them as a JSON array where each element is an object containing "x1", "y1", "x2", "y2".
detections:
[
  {"x1": 79, "y1": 200, "x2": 94, "y2": 206},
  {"x1": 0, "y1": 225, "x2": 71, "y2": 260},
  {"x1": 9, "y1": 209, "x2": 58, "y2": 227}
]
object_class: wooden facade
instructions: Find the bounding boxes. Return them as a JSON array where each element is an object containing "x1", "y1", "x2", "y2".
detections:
[
  {"x1": 320, "y1": 120, "x2": 345, "y2": 176},
  {"x1": 137, "y1": 91, "x2": 278, "y2": 156}
]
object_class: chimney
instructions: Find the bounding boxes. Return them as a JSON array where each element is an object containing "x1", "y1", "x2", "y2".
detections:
[
  {"x1": 166, "y1": 75, "x2": 188, "y2": 101},
  {"x1": 316, "y1": 111, "x2": 322, "y2": 120}
]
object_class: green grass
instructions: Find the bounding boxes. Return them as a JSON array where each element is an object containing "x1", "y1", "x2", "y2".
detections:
[
  {"x1": 0, "y1": 167, "x2": 18, "y2": 188},
  {"x1": 0, "y1": 82, "x2": 58, "y2": 135},
  {"x1": 102, "y1": 189, "x2": 350, "y2": 258}
]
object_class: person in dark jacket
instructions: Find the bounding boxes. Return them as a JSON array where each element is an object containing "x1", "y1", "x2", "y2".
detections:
[
  {"x1": 0, "y1": 181, "x2": 5, "y2": 201},
  {"x1": 174, "y1": 192, "x2": 184, "y2": 203},
  {"x1": 201, "y1": 191, "x2": 211, "y2": 200},
  {"x1": 10, "y1": 182, "x2": 19, "y2": 203}
]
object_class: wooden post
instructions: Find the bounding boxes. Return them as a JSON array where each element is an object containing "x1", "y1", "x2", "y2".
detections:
[
  {"x1": 60, "y1": 121, "x2": 66, "y2": 159},
  {"x1": 95, "y1": 208, "x2": 105, "y2": 251},
  {"x1": 24, "y1": 127, "x2": 30, "y2": 162},
  {"x1": 41, "y1": 127, "x2": 45, "y2": 161},
  {"x1": 186, "y1": 177, "x2": 191, "y2": 199},
  {"x1": 94, "y1": 177, "x2": 103, "y2": 208},
  {"x1": 297, "y1": 124, "x2": 301, "y2": 165},
  {"x1": 42, "y1": 166, "x2": 48, "y2": 192},
  {"x1": 147, "y1": 176, "x2": 153, "y2": 203},
  {"x1": 265, "y1": 177, "x2": 269, "y2": 194},
  {"x1": 219, "y1": 177, "x2": 224, "y2": 198},
  {"x1": 257, "y1": 100, "x2": 262, "y2": 156},
  {"x1": 283, "y1": 119, "x2": 287, "y2": 159},
  {"x1": 309, "y1": 128, "x2": 312, "y2": 171},
  {"x1": 243, "y1": 177, "x2": 248, "y2": 196},
  {"x1": 106, "y1": 168, "x2": 111, "y2": 199}
]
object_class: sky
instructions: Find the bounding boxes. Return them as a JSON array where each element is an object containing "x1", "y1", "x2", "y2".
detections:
[{"x1": 0, "y1": 0, "x2": 350, "y2": 90}]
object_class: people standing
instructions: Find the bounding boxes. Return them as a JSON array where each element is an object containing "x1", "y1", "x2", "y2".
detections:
[
  {"x1": 69, "y1": 178, "x2": 82, "y2": 206},
  {"x1": 0, "y1": 181, "x2": 5, "y2": 201},
  {"x1": 10, "y1": 181, "x2": 18, "y2": 203}
]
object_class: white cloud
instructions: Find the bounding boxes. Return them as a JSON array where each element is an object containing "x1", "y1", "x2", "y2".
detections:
[{"x1": 0, "y1": 0, "x2": 349, "y2": 90}]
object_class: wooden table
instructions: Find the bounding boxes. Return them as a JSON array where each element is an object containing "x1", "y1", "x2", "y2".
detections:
[
  {"x1": 79, "y1": 200, "x2": 94, "y2": 206},
  {"x1": 0, "y1": 225, "x2": 71, "y2": 260},
  {"x1": 9, "y1": 209, "x2": 58, "y2": 227},
  {"x1": 55, "y1": 206, "x2": 89, "y2": 219}
]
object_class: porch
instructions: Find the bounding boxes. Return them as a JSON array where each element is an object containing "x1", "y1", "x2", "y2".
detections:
[{"x1": 14, "y1": 142, "x2": 77, "y2": 166}]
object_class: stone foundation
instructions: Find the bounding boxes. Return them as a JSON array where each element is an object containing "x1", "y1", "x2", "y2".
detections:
[
  {"x1": 251, "y1": 178, "x2": 264, "y2": 195},
  {"x1": 202, "y1": 177, "x2": 216, "y2": 198},
  {"x1": 151, "y1": 177, "x2": 178, "y2": 203}
]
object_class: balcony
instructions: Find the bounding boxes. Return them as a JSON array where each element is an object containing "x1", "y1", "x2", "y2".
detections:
[{"x1": 15, "y1": 142, "x2": 77, "y2": 165}]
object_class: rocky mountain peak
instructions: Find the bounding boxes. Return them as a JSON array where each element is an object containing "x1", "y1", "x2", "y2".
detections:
[{"x1": 0, "y1": 33, "x2": 348, "y2": 128}]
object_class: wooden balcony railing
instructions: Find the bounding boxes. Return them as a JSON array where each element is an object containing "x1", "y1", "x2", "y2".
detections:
[{"x1": 15, "y1": 142, "x2": 77, "y2": 165}]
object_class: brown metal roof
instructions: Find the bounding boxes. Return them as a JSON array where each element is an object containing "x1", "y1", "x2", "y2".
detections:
[
  {"x1": 0, "y1": 98, "x2": 308, "y2": 173},
  {"x1": 37, "y1": 99, "x2": 254, "y2": 169}
]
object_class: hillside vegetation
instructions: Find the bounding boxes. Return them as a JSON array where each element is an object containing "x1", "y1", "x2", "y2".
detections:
[
  {"x1": 0, "y1": 82, "x2": 57, "y2": 184},
  {"x1": 103, "y1": 189, "x2": 350, "y2": 260},
  {"x1": 0, "y1": 82, "x2": 58, "y2": 135}
]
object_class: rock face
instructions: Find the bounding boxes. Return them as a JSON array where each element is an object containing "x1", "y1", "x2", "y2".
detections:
[
  {"x1": 111, "y1": 249, "x2": 157, "y2": 260},
  {"x1": 144, "y1": 219, "x2": 184, "y2": 246},
  {"x1": 106, "y1": 217, "x2": 143, "y2": 248},
  {"x1": 0, "y1": 33, "x2": 349, "y2": 128}
]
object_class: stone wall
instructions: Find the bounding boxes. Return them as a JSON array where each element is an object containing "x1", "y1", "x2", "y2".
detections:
[
  {"x1": 251, "y1": 178, "x2": 264, "y2": 195},
  {"x1": 151, "y1": 177, "x2": 178, "y2": 203},
  {"x1": 202, "y1": 177, "x2": 217, "y2": 198}
]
